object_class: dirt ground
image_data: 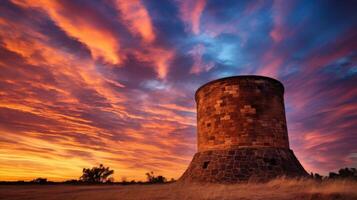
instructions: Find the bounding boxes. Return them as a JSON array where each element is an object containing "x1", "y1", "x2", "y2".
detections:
[{"x1": 0, "y1": 178, "x2": 356, "y2": 200}]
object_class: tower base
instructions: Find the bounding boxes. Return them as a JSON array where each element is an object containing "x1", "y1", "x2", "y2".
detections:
[{"x1": 179, "y1": 147, "x2": 308, "y2": 183}]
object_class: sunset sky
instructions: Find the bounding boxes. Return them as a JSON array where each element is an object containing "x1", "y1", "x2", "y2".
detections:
[{"x1": 0, "y1": 0, "x2": 356, "y2": 181}]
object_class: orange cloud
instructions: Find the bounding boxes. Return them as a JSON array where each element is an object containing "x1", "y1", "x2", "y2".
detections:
[
  {"x1": 115, "y1": 0, "x2": 155, "y2": 43},
  {"x1": 1, "y1": 25, "x2": 126, "y2": 109},
  {"x1": 0, "y1": 14, "x2": 191, "y2": 181},
  {"x1": 114, "y1": 0, "x2": 176, "y2": 79},
  {"x1": 134, "y1": 47, "x2": 174, "y2": 79},
  {"x1": 12, "y1": 0, "x2": 122, "y2": 64}
]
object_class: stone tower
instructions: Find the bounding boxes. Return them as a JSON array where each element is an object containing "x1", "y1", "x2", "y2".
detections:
[{"x1": 180, "y1": 75, "x2": 308, "y2": 183}]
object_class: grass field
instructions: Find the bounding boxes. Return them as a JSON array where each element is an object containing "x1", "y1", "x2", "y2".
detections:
[{"x1": 0, "y1": 178, "x2": 356, "y2": 200}]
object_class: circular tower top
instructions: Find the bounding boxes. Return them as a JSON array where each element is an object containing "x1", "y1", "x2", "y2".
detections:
[{"x1": 195, "y1": 75, "x2": 289, "y2": 152}]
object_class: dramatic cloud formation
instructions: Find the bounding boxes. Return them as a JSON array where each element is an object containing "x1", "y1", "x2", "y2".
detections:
[{"x1": 0, "y1": 0, "x2": 356, "y2": 181}]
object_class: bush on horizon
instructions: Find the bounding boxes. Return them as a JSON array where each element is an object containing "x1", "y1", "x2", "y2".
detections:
[
  {"x1": 80, "y1": 164, "x2": 114, "y2": 183},
  {"x1": 310, "y1": 167, "x2": 357, "y2": 181},
  {"x1": 146, "y1": 171, "x2": 166, "y2": 184}
]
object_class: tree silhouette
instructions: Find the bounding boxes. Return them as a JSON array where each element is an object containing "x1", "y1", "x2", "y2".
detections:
[
  {"x1": 145, "y1": 171, "x2": 166, "y2": 183},
  {"x1": 30, "y1": 178, "x2": 47, "y2": 184},
  {"x1": 329, "y1": 168, "x2": 357, "y2": 180},
  {"x1": 310, "y1": 167, "x2": 357, "y2": 181},
  {"x1": 310, "y1": 172, "x2": 323, "y2": 181},
  {"x1": 80, "y1": 164, "x2": 114, "y2": 183},
  {"x1": 338, "y1": 168, "x2": 357, "y2": 178}
]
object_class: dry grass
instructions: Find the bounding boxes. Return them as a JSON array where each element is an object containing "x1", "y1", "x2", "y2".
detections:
[{"x1": 0, "y1": 178, "x2": 356, "y2": 200}]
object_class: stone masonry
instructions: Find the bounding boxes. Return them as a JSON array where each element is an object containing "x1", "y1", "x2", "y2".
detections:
[{"x1": 180, "y1": 76, "x2": 308, "y2": 183}]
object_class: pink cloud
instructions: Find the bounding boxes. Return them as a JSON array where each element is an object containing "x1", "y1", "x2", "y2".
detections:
[{"x1": 179, "y1": 0, "x2": 206, "y2": 34}]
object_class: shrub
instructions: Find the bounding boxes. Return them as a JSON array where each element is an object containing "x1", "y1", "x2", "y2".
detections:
[
  {"x1": 145, "y1": 171, "x2": 167, "y2": 183},
  {"x1": 80, "y1": 164, "x2": 114, "y2": 183},
  {"x1": 30, "y1": 178, "x2": 47, "y2": 184}
]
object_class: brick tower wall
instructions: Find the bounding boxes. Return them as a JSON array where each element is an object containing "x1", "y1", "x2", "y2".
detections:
[
  {"x1": 179, "y1": 76, "x2": 308, "y2": 183},
  {"x1": 195, "y1": 76, "x2": 289, "y2": 152}
]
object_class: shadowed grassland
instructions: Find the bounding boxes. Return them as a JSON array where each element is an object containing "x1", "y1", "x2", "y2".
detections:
[{"x1": 0, "y1": 178, "x2": 356, "y2": 200}]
